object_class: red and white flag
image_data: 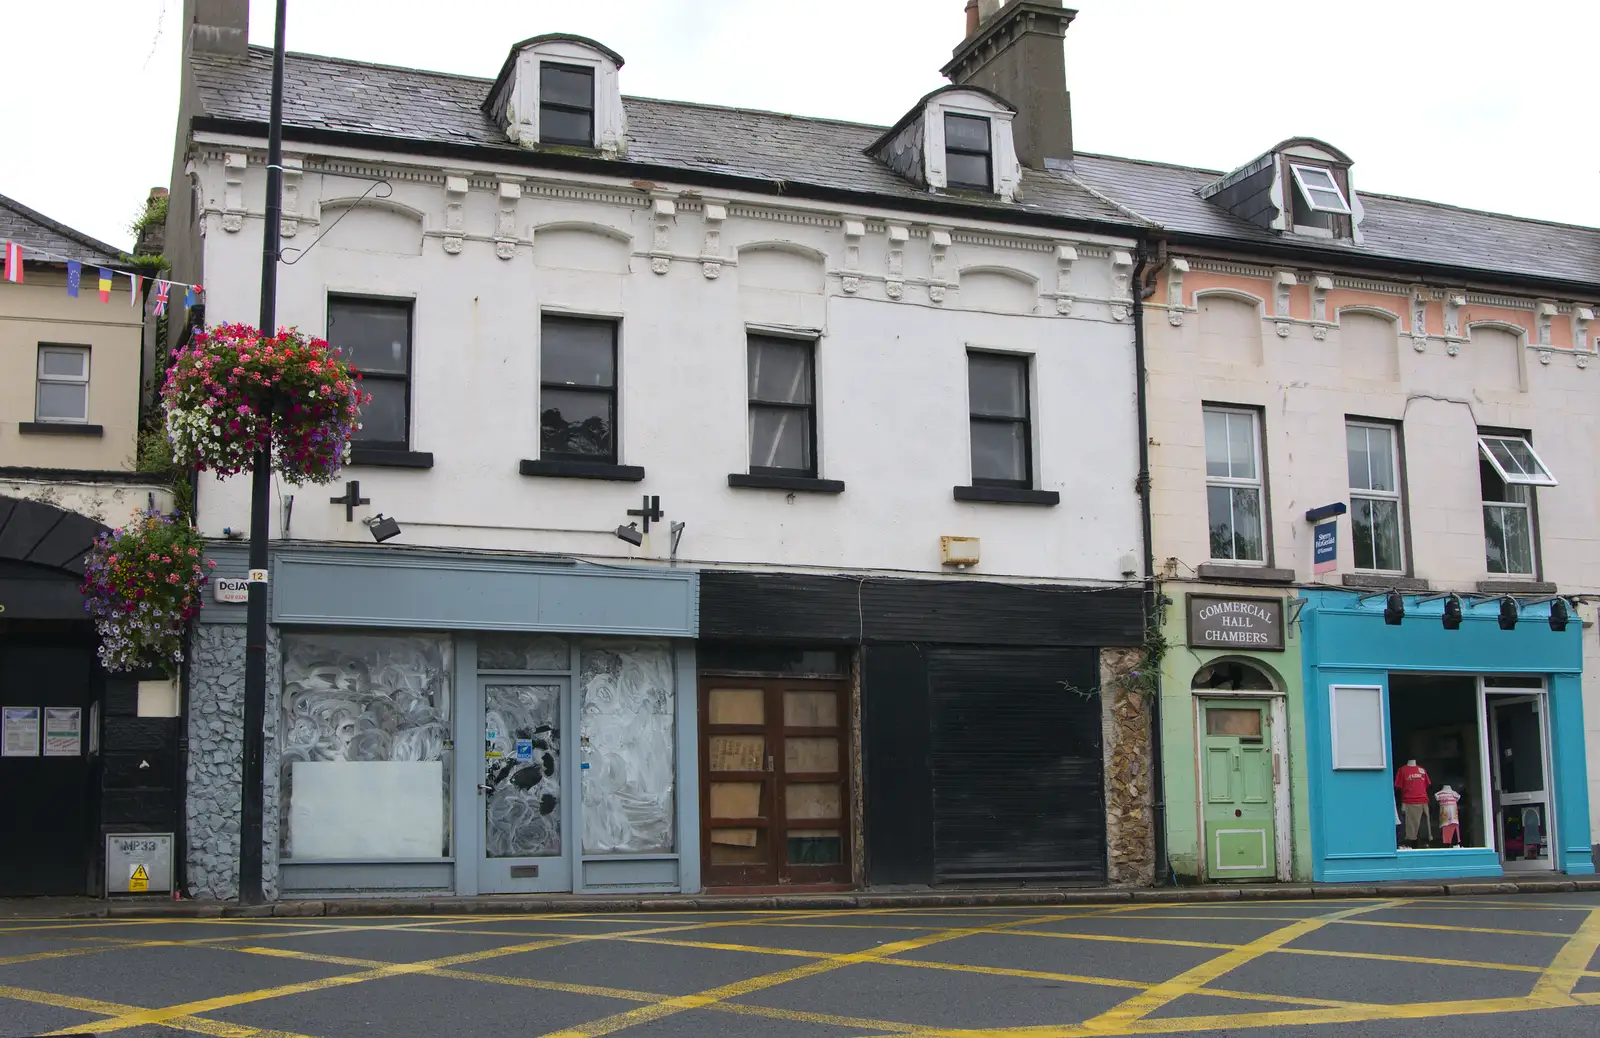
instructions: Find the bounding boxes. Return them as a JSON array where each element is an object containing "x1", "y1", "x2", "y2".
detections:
[
  {"x1": 131, "y1": 275, "x2": 142, "y2": 305},
  {"x1": 2, "y1": 241, "x2": 22, "y2": 283}
]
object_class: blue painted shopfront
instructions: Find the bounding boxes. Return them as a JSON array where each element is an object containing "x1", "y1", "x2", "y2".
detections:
[{"x1": 1302, "y1": 589, "x2": 1593, "y2": 883}]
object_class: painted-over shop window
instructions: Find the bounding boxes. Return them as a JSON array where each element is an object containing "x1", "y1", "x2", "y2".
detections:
[
  {"x1": 579, "y1": 639, "x2": 676, "y2": 854},
  {"x1": 279, "y1": 633, "x2": 453, "y2": 860},
  {"x1": 1203, "y1": 406, "x2": 1265, "y2": 563}
]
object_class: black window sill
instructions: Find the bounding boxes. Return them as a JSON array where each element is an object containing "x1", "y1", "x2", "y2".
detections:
[
  {"x1": 348, "y1": 447, "x2": 434, "y2": 469},
  {"x1": 1341, "y1": 573, "x2": 1430, "y2": 592},
  {"x1": 1196, "y1": 563, "x2": 1296, "y2": 585},
  {"x1": 953, "y1": 485, "x2": 1059, "y2": 506},
  {"x1": 18, "y1": 422, "x2": 103, "y2": 437},
  {"x1": 728, "y1": 473, "x2": 844, "y2": 494},
  {"x1": 519, "y1": 459, "x2": 644, "y2": 481},
  {"x1": 1478, "y1": 579, "x2": 1556, "y2": 595}
]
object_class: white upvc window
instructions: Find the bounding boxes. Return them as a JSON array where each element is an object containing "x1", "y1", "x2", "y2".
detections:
[
  {"x1": 36, "y1": 345, "x2": 90, "y2": 423},
  {"x1": 1478, "y1": 435, "x2": 1558, "y2": 487},
  {"x1": 1346, "y1": 421, "x2": 1405, "y2": 573},
  {"x1": 1204, "y1": 407, "x2": 1265, "y2": 563},
  {"x1": 1479, "y1": 434, "x2": 1551, "y2": 577},
  {"x1": 1288, "y1": 163, "x2": 1351, "y2": 214}
]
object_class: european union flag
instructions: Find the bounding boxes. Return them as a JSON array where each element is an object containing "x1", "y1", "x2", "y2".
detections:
[{"x1": 66, "y1": 261, "x2": 81, "y2": 297}]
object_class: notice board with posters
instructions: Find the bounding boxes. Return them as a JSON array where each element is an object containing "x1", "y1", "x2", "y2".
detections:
[{"x1": 1186, "y1": 594, "x2": 1285, "y2": 652}]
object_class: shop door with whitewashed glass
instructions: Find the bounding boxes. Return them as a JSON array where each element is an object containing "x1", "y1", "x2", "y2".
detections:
[
  {"x1": 478, "y1": 679, "x2": 571, "y2": 893},
  {"x1": 1201, "y1": 700, "x2": 1276, "y2": 879},
  {"x1": 1489, "y1": 694, "x2": 1555, "y2": 872}
]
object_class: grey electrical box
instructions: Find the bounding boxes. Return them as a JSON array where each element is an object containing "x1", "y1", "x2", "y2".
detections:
[{"x1": 106, "y1": 833, "x2": 173, "y2": 896}]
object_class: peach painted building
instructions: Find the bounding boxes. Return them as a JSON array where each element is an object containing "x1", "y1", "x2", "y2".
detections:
[{"x1": 1068, "y1": 136, "x2": 1600, "y2": 884}]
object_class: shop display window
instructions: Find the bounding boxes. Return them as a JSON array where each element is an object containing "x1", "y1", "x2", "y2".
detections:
[
  {"x1": 579, "y1": 639, "x2": 676, "y2": 854},
  {"x1": 1387, "y1": 675, "x2": 1486, "y2": 850},
  {"x1": 279, "y1": 633, "x2": 453, "y2": 860}
]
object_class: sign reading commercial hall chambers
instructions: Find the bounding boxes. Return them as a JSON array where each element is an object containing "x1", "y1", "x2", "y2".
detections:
[{"x1": 1187, "y1": 595, "x2": 1285, "y2": 652}]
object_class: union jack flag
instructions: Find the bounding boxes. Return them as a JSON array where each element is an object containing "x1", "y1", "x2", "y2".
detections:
[{"x1": 153, "y1": 279, "x2": 170, "y2": 316}]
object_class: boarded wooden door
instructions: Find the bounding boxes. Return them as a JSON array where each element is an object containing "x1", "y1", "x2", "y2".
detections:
[{"x1": 699, "y1": 677, "x2": 850, "y2": 888}]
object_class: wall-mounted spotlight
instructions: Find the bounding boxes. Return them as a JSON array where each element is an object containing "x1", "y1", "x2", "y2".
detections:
[
  {"x1": 1550, "y1": 597, "x2": 1571, "y2": 632},
  {"x1": 1442, "y1": 594, "x2": 1463, "y2": 631},
  {"x1": 363, "y1": 514, "x2": 401, "y2": 542},
  {"x1": 614, "y1": 522, "x2": 643, "y2": 546},
  {"x1": 1498, "y1": 596, "x2": 1518, "y2": 630},
  {"x1": 1383, "y1": 591, "x2": 1404, "y2": 626}
]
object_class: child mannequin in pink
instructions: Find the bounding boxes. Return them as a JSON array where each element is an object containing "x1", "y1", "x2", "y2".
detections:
[{"x1": 1435, "y1": 785, "x2": 1462, "y2": 846}]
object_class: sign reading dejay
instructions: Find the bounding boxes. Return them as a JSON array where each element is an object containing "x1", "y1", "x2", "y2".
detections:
[
  {"x1": 1187, "y1": 594, "x2": 1285, "y2": 651},
  {"x1": 213, "y1": 577, "x2": 249, "y2": 604}
]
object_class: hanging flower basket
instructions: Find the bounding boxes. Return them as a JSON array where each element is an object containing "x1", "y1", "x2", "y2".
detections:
[
  {"x1": 81, "y1": 510, "x2": 215, "y2": 674},
  {"x1": 162, "y1": 323, "x2": 368, "y2": 484}
]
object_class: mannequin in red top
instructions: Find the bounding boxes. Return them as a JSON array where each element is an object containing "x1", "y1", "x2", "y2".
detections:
[{"x1": 1395, "y1": 759, "x2": 1431, "y2": 846}]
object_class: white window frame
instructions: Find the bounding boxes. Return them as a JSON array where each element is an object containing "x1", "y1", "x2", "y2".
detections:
[
  {"x1": 1346, "y1": 421, "x2": 1405, "y2": 574},
  {"x1": 35, "y1": 345, "x2": 90, "y2": 423},
  {"x1": 1478, "y1": 435, "x2": 1558, "y2": 487},
  {"x1": 1289, "y1": 163, "x2": 1351, "y2": 215},
  {"x1": 1329, "y1": 684, "x2": 1387, "y2": 771},
  {"x1": 1204, "y1": 406, "x2": 1266, "y2": 565}
]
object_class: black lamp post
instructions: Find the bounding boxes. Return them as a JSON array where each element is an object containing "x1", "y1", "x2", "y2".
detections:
[{"x1": 239, "y1": 0, "x2": 288, "y2": 906}]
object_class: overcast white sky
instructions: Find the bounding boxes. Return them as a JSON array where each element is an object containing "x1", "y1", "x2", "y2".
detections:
[{"x1": 5, "y1": 1, "x2": 1594, "y2": 252}]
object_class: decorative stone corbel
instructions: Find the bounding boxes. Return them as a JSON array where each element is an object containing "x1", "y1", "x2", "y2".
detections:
[
  {"x1": 1539, "y1": 349, "x2": 1553, "y2": 365},
  {"x1": 1164, "y1": 257, "x2": 1188, "y2": 325},
  {"x1": 1572, "y1": 306, "x2": 1594, "y2": 354},
  {"x1": 495, "y1": 179, "x2": 521, "y2": 260},
  {"x1": 1273, "y1": 270, "x2": 1296, "y2": 337},
  {"x1": 1410, "y1": 287, "x2": 1429, "y2": 353},
  {"x1": 222, "y1": 152, "x2": 247, "y2": 233},
  {"x1": 1056, "y1": 243, "x2": 1079, "y2": 316},
  {"x1": 650, "y1": 198, "x2": 675, "y2": 274},
  {"x1": 841, "y1": 219, "x2": 865, "y2": 294},
  {"x1": 1109, "y1": 249, "x2": 1134, "y2": 321},
  {"x1": 886, "y1": 224, "x2": 909, "y2": 301},
  {"x1": 1310, "y1": 274, "x2": 1333, "y2": 340},
  {"x1": 1443, "y1": 293, "x2": 1466, "y2": 338},
  {"x1": 1536, "y1": 301, "x2": 1557, "y2": 347},
  {"x1": 928, "y1": 228, "x2": 952, "y2": 304},
  {"x1": 442, "y1": 174, "x2": 468, "y2": 255},
  {"x1": 279, "y1": 157, "x2": 303, "y2": 238},
  {"x1": 700, "y1": 202, "x2": 727, "y2": 279}
]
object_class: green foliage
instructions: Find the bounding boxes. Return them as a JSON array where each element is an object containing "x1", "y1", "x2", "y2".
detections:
[
  {"x1": 136, "y1": 423, "x2": 192, "y2": 522},
  {"x1": 129, "y1": 194, "x2": 169, "y2": 237},
  {"x1": 125, "y1": 253, "x2": 169, "y2": 275}
]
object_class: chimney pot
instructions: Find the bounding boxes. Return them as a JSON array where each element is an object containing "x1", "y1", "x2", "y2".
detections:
[
  {"x1": 965, "y1": 0, "x2": 979, "y2": 36},
  {"x1": 943, "y1": 1, "x2": 1076, "y2": 167}
]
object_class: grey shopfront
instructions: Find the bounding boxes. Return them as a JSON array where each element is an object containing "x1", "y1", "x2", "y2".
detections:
[{"x1": 189, "y1": 543, "x2": 699, "y2": 900}]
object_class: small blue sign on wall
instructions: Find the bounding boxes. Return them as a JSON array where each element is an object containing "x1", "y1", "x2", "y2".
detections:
[
  {"x1": 1313, "y1": 521, "x2": 1338, "y2": 573},
  {"x1": 514, "y1": 739, "x2": 534, "y2": 763}
]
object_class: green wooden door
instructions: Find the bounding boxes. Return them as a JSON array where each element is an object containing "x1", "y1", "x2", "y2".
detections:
[{"x1": 1201, "y1": 701, "x2": 1276, "y2": 879}]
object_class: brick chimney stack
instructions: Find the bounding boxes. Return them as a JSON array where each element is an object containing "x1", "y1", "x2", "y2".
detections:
[{"x1": 944, "y1": 0, "x2": 1076, "y2": 168}]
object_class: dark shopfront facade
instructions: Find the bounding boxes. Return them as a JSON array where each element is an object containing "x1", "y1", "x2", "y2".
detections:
[
  {"x1": 0, "y1": 495, "x2": 183, "y2": 897},
  {"x1": 697, "y1": 571, "x2": 1146, "y2": 890}
]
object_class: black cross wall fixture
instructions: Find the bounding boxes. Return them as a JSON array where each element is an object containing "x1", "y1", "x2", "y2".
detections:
[
  {"x1": 330, "y1": 480, "x2": 371, "y2": 522},
  {"x1": 627, "y1": 495, "x2": 664, "y2": 533}
]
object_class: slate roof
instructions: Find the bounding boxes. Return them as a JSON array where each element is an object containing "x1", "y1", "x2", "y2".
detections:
[
  {"x1": 189, "y1": 46, "x2": 1600, "y2": 291},
  {"x1": 0, "y1": 193, "x2": 125, "y2": 267}
]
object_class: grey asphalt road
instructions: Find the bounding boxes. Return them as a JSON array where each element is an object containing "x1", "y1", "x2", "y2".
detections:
[{"x1": 2, "y1": 892, "x2": 1599, "y2": 1037}]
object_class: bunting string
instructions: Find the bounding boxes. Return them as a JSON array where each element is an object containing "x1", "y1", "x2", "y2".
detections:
[{"x1": 0, "y1": 238, "x2": 204, "y2": 292}]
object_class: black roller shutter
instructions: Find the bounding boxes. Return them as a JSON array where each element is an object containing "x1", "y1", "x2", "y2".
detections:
[{"x1": 929, "y1": 647, "x2": 1104, "y2": 884}]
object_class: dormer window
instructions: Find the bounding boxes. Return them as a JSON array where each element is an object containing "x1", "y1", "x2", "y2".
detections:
[
  {"x1": 866, "y1": 85, "x2": 1021, "y2": 202},
  {"x1": 1288, "y1": 164, "x2": 1351, "y2": 215},
  {"x1": 944, "y1": 114, "x2": 992, "y2": 191},
  {"x1": 539, "y1": 63, "x2": 595, "y2": 146},
  {"x1": 1199, "y1": 138, "x2": 1365, "y2": 245},
  {"x1": 485, "y1": 34, "x2": 627, "y2": 156}
]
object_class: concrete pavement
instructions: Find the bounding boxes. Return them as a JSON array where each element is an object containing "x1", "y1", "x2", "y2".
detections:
[{"x1": 2, "y1": 892, "x2": 1599, "y2": 1037}]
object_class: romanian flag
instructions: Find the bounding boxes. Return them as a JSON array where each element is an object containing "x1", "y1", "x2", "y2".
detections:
[
  {"x1": 66, "y1": 261, "x2": 81, "y2": 297},
  {"x1": 3, "y1": 241, "x2": 21, "y2": 283},
  {"x1": 97, "y1": 268, "x2": 112, "y2": 302}
]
